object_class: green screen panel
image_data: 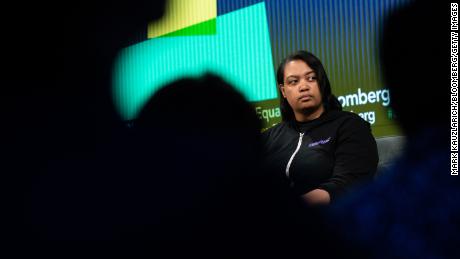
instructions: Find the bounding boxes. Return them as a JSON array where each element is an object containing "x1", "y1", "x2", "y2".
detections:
[
  {"x1": 113, "y1": 2, "x2": 277, "y2": 120},
  {"x1": 113, "y1": 0, "x2": 410, "y2": 138}
]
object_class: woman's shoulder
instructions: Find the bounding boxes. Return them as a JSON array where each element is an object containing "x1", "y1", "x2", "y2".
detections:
[
  {"x1": 330, "y1": 112, "x2": 376, "y2": 142},
  {"x1": 331, "y1": 110, "x2": 370, "y2": 127},
  {"x1": 261, "y1": 121, "x2": 301, "y2": 144},
  {"x1": 262, "y1": 121, "x2": 288, "y2": 138},
  {"x1": 320, "y1": 111, "x2": 373, "y2": 138}
]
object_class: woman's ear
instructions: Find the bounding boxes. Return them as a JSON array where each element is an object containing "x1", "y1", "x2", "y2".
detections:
[{"x1": 279, "y1": 84, "x2": 286, "y2": 98}]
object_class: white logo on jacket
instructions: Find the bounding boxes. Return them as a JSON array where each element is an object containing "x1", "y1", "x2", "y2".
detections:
[{"x1": 308, "y1": 137, "x2": 331, "y2": 147}]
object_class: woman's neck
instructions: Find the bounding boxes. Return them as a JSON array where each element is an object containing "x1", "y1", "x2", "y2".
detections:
[{"x1": 294, "y1": 105, "x2": 325, "y2": 122}]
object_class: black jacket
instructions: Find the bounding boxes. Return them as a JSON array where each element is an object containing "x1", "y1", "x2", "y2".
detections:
[{"x1": 262, "y1": 110, "x2": 378, "y2": 202}]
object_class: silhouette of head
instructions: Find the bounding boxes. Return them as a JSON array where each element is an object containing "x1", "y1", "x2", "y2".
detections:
[
  {"x1": 129, "y1": 74, "x2": 266, "y2": 244},
  {"x1": 380, "y1": 0, "x2": 449, "y2": 137}
]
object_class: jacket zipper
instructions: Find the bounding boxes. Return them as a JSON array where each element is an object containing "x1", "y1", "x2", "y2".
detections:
[{"x1": 285, "y1": 132, "x2": 304, "y2": 182}]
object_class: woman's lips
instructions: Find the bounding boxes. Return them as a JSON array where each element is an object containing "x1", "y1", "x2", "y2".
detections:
[{"x1": 299, "y1": 95, "x2": 312, "y2": 101}]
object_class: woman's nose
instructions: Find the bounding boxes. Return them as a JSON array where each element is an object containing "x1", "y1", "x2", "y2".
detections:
[{"x1": 299, "y1": 81, "x2": 310, "y2": 91}]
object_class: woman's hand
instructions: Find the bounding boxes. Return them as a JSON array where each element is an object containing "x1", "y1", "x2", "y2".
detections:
[{"x1": 301, "y1": 189, "x2": 330, "y2": 206}]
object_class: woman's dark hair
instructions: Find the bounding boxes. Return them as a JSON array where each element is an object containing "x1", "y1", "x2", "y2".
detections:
[{"x1": 276, "y1": 50, "x2": 342, "y2": 121}]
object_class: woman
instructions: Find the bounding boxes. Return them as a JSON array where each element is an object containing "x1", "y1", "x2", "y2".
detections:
[{"x1": 262, "y1": 50, "x2": 378, "y2": 206}]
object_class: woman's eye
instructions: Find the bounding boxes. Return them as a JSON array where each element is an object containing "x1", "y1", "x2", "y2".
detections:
[
  {"x1": 307, "y1": 76, "x2": 317, "y2": 82},
  {"x1": 288, "y1": 79, "x2": 298, "y2": 85}
]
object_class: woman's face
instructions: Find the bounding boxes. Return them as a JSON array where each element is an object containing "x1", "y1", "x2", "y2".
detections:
[{"x1": 280, "y1": 60, "x2": 324, "y2": 121}]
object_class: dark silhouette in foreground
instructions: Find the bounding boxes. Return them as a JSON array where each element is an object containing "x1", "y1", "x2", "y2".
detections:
[
  {"x1": 328, "y1": 2, "x2": 460, "y2": 258},
  {"x1": 126, "y1": 75, "x2": 308, "y2": 254},
  {"x1": 4, "y1": 0, "x2": 166, "y2": 242}
]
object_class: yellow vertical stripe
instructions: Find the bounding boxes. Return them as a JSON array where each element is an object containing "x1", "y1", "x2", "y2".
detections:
[{"x1": 148, "y1": 0, "x2": 217, "y2": 38}]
